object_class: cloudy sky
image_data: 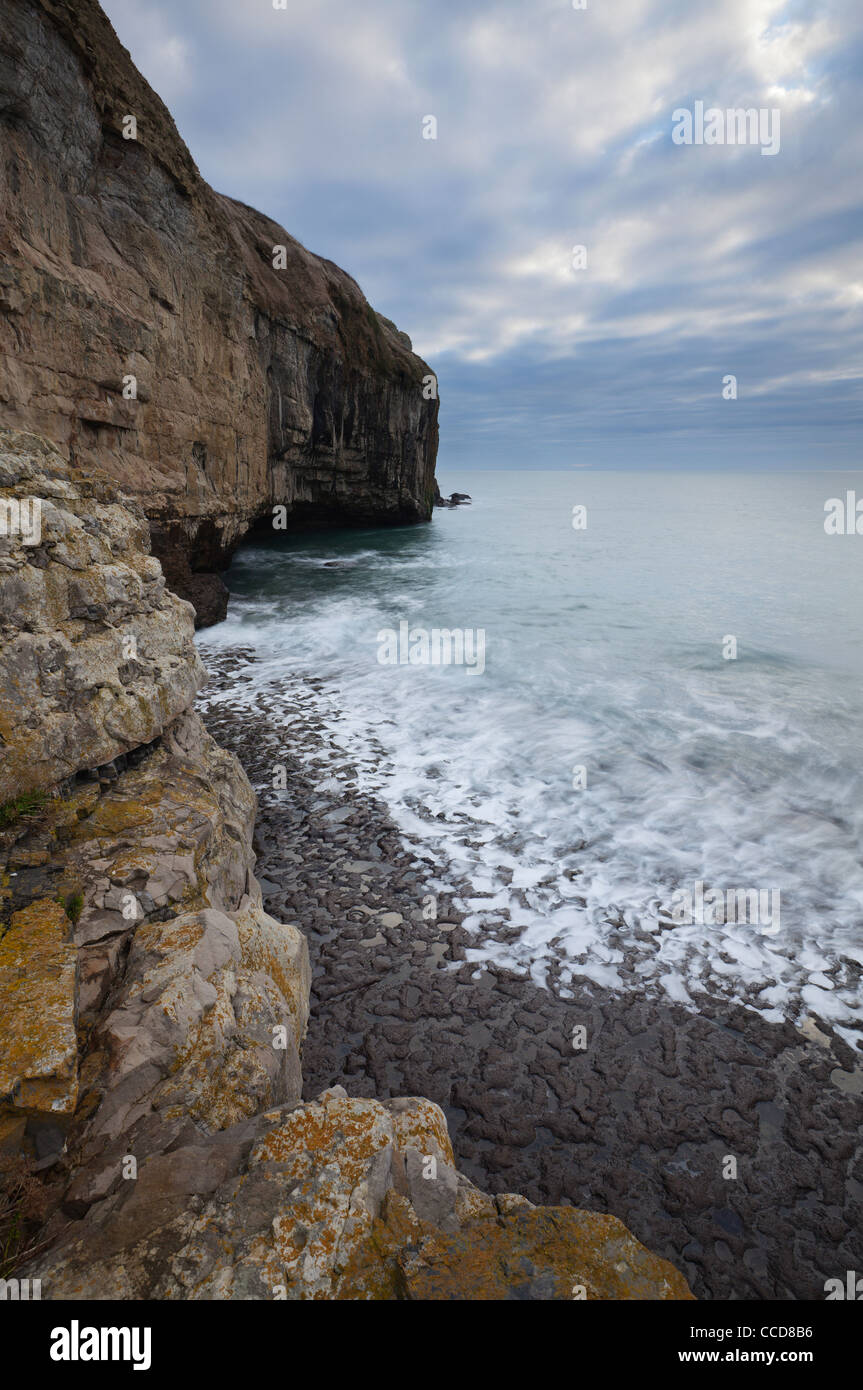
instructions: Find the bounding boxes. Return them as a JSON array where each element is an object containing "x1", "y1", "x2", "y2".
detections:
[{"x1": 100, "y1": 0, "x2": 863, "y2": 469}]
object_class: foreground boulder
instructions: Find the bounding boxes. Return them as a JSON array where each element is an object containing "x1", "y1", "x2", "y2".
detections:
[{"x1": 25, "y1": 1087, "x2": 693, "y2": 1301}]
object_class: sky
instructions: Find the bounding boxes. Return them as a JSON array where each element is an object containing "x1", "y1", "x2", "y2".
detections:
[{"x1": 99, "y1": 0, "x2": 863, "y2": 470}]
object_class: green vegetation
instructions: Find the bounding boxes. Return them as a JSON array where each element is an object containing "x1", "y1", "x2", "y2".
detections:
[
  {"x1": 0, "y1": 790, "x2": 47, "y2": 828},
  {"x1": 365, "y1": 301, "x2": 383, "y2": 338},
  {"x1": 58, "y1": 890, "x2": 84, "y2": 925}
]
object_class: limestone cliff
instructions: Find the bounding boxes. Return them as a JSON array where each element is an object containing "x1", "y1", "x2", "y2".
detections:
[
  {"x1": 0, "y1": 0, "x2": 440, "y2": 625},
  {"x1": 0, "y1": 430, "x2": 693, "y2": 1300}
]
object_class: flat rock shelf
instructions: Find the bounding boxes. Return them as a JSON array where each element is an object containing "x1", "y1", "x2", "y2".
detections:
[{"x1": 197, "y1": 645, "x2": 863, "y2": 1302}]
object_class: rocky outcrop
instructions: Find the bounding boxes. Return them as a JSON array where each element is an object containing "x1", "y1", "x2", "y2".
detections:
[
  {"x1": 0, "y1": 0, "x2": 440, "y2": 624},
  {"x1": 434, "y1": 484, "x2": 472, "y2": 508},
  {"x1": 25, "y1": 1088, "x2": 692, "y2": 1301},
  {"x1": 0, "y1": 428, "x2": 203, "y2": 803},
  {"x1": 0, "y1": 428, "x2": 295, "y2": 1164},
  {"x1": 1, "y1": 429, "x2": 693, "y2": 1298}
]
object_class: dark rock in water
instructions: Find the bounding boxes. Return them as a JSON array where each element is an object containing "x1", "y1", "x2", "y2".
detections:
[
  {"x1": 179, "y1": 574, "x2": 229, "y2": 631},
  {"x1": 434, "y1": 483, "x2": 472, "y2": 508},
  {"x1": 0, "y1": 0, "x2": 440, "y2": 626}
]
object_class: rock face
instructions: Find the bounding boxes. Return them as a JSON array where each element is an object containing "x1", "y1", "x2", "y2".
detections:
[
  {"x1": 0, "y1": 0, "x2": 440, "y2": 624},
  {"x1": 0, "y1": 899, "x2": 78, "y2": 1126},
  {"x1": 0, "y1": 428, "x2": 203, "y2": 802},
  {"x1": 1, "y1": 429, "x2": 693, "y2": 1299},
  {"x1": 0, "y1": 430, "x2": 293, "y2": 1163}
]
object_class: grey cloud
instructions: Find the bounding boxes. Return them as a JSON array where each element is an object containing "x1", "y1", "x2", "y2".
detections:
[{"x1": 101, "y1": 0, "x2": 863, "y2": 467}]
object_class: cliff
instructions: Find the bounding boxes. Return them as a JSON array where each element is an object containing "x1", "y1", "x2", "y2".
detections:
[
  {"x1": 0, "y1": 0, "x2": 440, "y2": 625},
  {"x1": 0, "y1": 429, "x2": 693, "y2": 1300}
]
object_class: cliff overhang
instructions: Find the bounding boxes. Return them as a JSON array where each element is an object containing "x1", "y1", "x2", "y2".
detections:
[{"x1": 0, "y1": 0, "x2": 440, "y2": 625}]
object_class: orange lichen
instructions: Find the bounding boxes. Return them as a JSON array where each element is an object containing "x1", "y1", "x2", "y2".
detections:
[
  {"x1": 0, "y1": 898, "x2": 78, "y2": 1117},
  {"x1": 393, "y1": 1207, "x2": 695, "y2": 1300}
]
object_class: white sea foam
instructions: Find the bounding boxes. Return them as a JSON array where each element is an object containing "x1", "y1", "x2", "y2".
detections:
[{"x1": 199, "y1": 471, "x2": 863, "y2": 1050}]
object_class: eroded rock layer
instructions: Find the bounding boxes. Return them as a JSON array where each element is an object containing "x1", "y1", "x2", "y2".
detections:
[
  {"x1": 1, "y1": 430, "x2": 693, "y2": 1299},
  {"x1": 0, "y1": 0, "x2": 439, "y2": 624}
]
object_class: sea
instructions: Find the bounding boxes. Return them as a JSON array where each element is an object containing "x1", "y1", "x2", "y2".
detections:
[{"x1": 198, "y1": 469, "x2": 863, "y2": 1051}]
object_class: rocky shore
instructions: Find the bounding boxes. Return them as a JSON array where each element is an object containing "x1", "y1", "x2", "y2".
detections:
[
  {"x1": 0, "y1": 0, "x2": 697, "y2": 1301},
  {"x1": 197, "y1": 644, "x2": 863, "y2": 1302},
  {"x1": 2, "y1": 0, "x2": 857, "y2": 1308},
  {"x1": 0, "y1": 428, "x2": 693, "y2": 1299}
]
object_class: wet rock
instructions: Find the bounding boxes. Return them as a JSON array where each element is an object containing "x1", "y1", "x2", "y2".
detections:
[{"x1": 433, "y1": 485, "x2": 472, "y2": 509}]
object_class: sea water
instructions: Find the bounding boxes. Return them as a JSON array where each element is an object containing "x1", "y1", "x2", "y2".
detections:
[{"x1": 198, "y1": 469, "x2": 863, "y2": 1048}]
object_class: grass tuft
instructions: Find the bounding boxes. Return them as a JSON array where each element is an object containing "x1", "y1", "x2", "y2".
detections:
[{"x1": 0, "y1": 790, "x2": 47, "y2": 828}]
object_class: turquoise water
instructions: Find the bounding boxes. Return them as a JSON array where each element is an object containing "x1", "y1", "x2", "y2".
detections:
[{"x1": 199, "y1": 470, "x2": 863, "y2": 1046}]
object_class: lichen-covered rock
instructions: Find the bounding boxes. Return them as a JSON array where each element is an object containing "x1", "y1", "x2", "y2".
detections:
[
  {"x1": 0, "y1": 428, "x2": 204, "y2": 801},
  {"x1": 0, "y1": 429, "x2": 308, "y2": 1176},
  {"x1": 26, "y1": 1086, "x2": 694, "y2": 1300},
  {"x1": 0, "y1": 0, "x2": 439, "y2": 624},
  {"x1": 0, "y1": 897, "x2": 78, "y2": 1122},
  {"x1": 225, "y1": 1091, "x2": 460, "y2": 1301},
  {"x1": 396, "y1": 1207, "x2": 696, "y2": 1301}
]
